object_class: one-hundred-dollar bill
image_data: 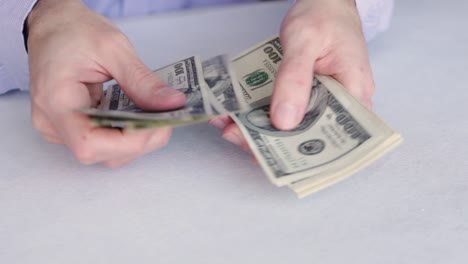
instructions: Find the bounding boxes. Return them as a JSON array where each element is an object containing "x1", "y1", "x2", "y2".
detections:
[
  {"x1": 81, "y1": 56, "x2": 214, "y2": 123},
  {"x1": 230, "y1": 36, "x2": 402, "y2": 189},
  {"x1": 288, "y1": 128, "x2": 403, "y2": 198},
  {"x1": 90, "y1": 115, "x2": 210, "y2": 130},
  {"x1": 202, "y1": 55, "x2": 248, "y2": 114},
  {"x1": 231, "y1": 36, "x2": 283, "y2": 108}
]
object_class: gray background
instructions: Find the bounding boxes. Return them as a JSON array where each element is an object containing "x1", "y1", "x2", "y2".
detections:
[{"x1": 1, "y1": 1, "x2": 467, "y2": 263}]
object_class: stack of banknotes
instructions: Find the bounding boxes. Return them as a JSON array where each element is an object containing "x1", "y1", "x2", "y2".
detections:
[{"x1": 81, "y1": 36, "x2": 402, "y2": 198}]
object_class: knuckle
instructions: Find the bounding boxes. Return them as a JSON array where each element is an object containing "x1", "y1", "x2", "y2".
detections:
[
  {"x1": 30, "y1": 110, "x2": 46, "y2": 132},
  {"x1": 282, "y1": 57, "x2": 309, "y2": 71},
  {"x1": 362, "y1": 85, "x2": 375, "y2": 101},
  {"x1": 282, "y1": 16, "x2": 306, "y2": 33},
  {"x1": 71, "y1": 141, "x2": 97, "y2": 165},
  {"x1": 129, "y1": 63, "x2": 154, "y2": 88},
  {"x1": 282, "y1": 16, "x2": 322, "y2": 41},
  {"x1": 43, "y1": 135, "x2": 62, "y2": 145},
  {"x1": 97, "y1": 30, "x2": 133, "y2": 57},
  {"x1": 103, "y1": 160, "x2": 130, "y2": 168},
  {"x1": 102, "y1": 30, "x2": 131, "y2": 48},
  {"x1": 121, "y1": 134, "x2": 148, "y2": 154},
  {"x1": 157, "y1": 134, "x2": 171, "y2": 148},
  {"x1": 30, "y1": 84, "x2": 49, "y2": 111},
  {"x1": 148, "y1": 129, "x2": 171, "y2": 149},
  {"x1": 44, "y1": 89, "x2": 70, "y2": 111},
  {"x1": 279, "y1": 63, "x2": 312, "y2": 89},
  {"x1": 31, "y1": 117, "x2": 48, "y2": 135},
  {"x1": 291, "y1": 77, "x2": 311, "y2": 90}
]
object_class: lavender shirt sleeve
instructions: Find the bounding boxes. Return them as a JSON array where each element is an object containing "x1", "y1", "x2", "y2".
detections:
[
  {"x1": 355, "y1": 0, "x2": 394, "y2": 41},
  {"x1": 288, "y1": 0, "x2": 395, "y2": 41},
  {"x1": 82, "y1": 0, "x2": 257, "y2": 18},
  {"x1": 0, "y1": 0, "x2": 38, "y2": 94},
  {"x1": 0, "y1": 0, "x2": 394, "y2": 95},
  {"x1": 0, "y1": 0, "x2": 257, "y2": 94}
]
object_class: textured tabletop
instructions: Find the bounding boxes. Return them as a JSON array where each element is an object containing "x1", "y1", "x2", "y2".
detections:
[{"x1": 1, "y1": 1, "x2": 467, "y2": 263}]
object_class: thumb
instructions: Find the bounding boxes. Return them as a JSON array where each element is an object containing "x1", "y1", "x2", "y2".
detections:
[
  {"x1": 270, "y1": 36, "x2": 322, "y2": 130},
  {"x1": 103, "y1": 43, "x2": 186, "y2": 111}
]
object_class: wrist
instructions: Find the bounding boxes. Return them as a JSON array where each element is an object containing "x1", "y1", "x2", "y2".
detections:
[{"x1": 26, "y1": 0, "x2": 81, "y2": 49}]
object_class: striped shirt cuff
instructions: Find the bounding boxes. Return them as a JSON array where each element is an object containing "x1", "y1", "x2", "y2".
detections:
[{"x1": 0, "y1": 0, "x2": 38, "y2": 94}]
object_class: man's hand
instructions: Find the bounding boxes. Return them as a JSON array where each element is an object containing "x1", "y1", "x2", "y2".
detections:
[
  {"x1": 212, "y1": 0, "x2": 374, "y2": 150},
  {"x1": 27, "y1": 0, "x2": 186, "y2": 167},
  {"x1": 272, "y1": 0, "x2": 374, "y2": 129}
]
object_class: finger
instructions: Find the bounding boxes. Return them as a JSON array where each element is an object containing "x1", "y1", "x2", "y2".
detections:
[
  {"x1": 40, "y1": 78, "x2": 171, "y2": 164},
  {"x1": 86, "y1": 83, "x2": 103, "y2": 107},
  {"x1": 43, "y1": 135, "x2": 64, "y2": 145},
  {"x1": 270, "y1": 34, "x2": 323, "y2": 131},
  {"x1": 101, "y1": 128, "x2": 171, "y2": 168},
  {"x1": 209, "y1": 115, "x2": 233, "y2": 129},
  {"x1": 101, "y1": 39, "x2": 186, "y2": 110},
  {"x1": 31, "y1": 105, "x2": 60, "y2": 139},
  {"x1": 56, "y1": 110, "x2": 171, "y2": 164},
  {"x1": 222, "y1": 123, "x2": 252, "y2": 154}
]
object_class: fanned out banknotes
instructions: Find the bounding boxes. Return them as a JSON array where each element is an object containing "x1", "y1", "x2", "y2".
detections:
[{"x1": 81, "y1": 36, "x2": 403, "y2": 198}]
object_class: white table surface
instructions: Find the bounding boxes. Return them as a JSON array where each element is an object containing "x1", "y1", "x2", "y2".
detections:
[{"x1": 1, "y1": 1, "x2": 467, "y2": 263}]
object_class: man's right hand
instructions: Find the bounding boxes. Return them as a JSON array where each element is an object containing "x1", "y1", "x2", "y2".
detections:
[{"x1": 27, "y1": 0, "x2": 186, "y2": 167}]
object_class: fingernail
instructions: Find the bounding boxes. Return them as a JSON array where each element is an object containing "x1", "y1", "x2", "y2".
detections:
[
  {"x1": 223, "y1": 133, "x2": 242, "y2": 146},
  {"x1": 273, "y1": 103, "x2": 301, "y2": 130},
  {"x1": 210, "y1": 118, "x2": 227, "y2": 129},
  {"x1": 155, "y1": 86, "x2": 184, "y2": 98}
]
